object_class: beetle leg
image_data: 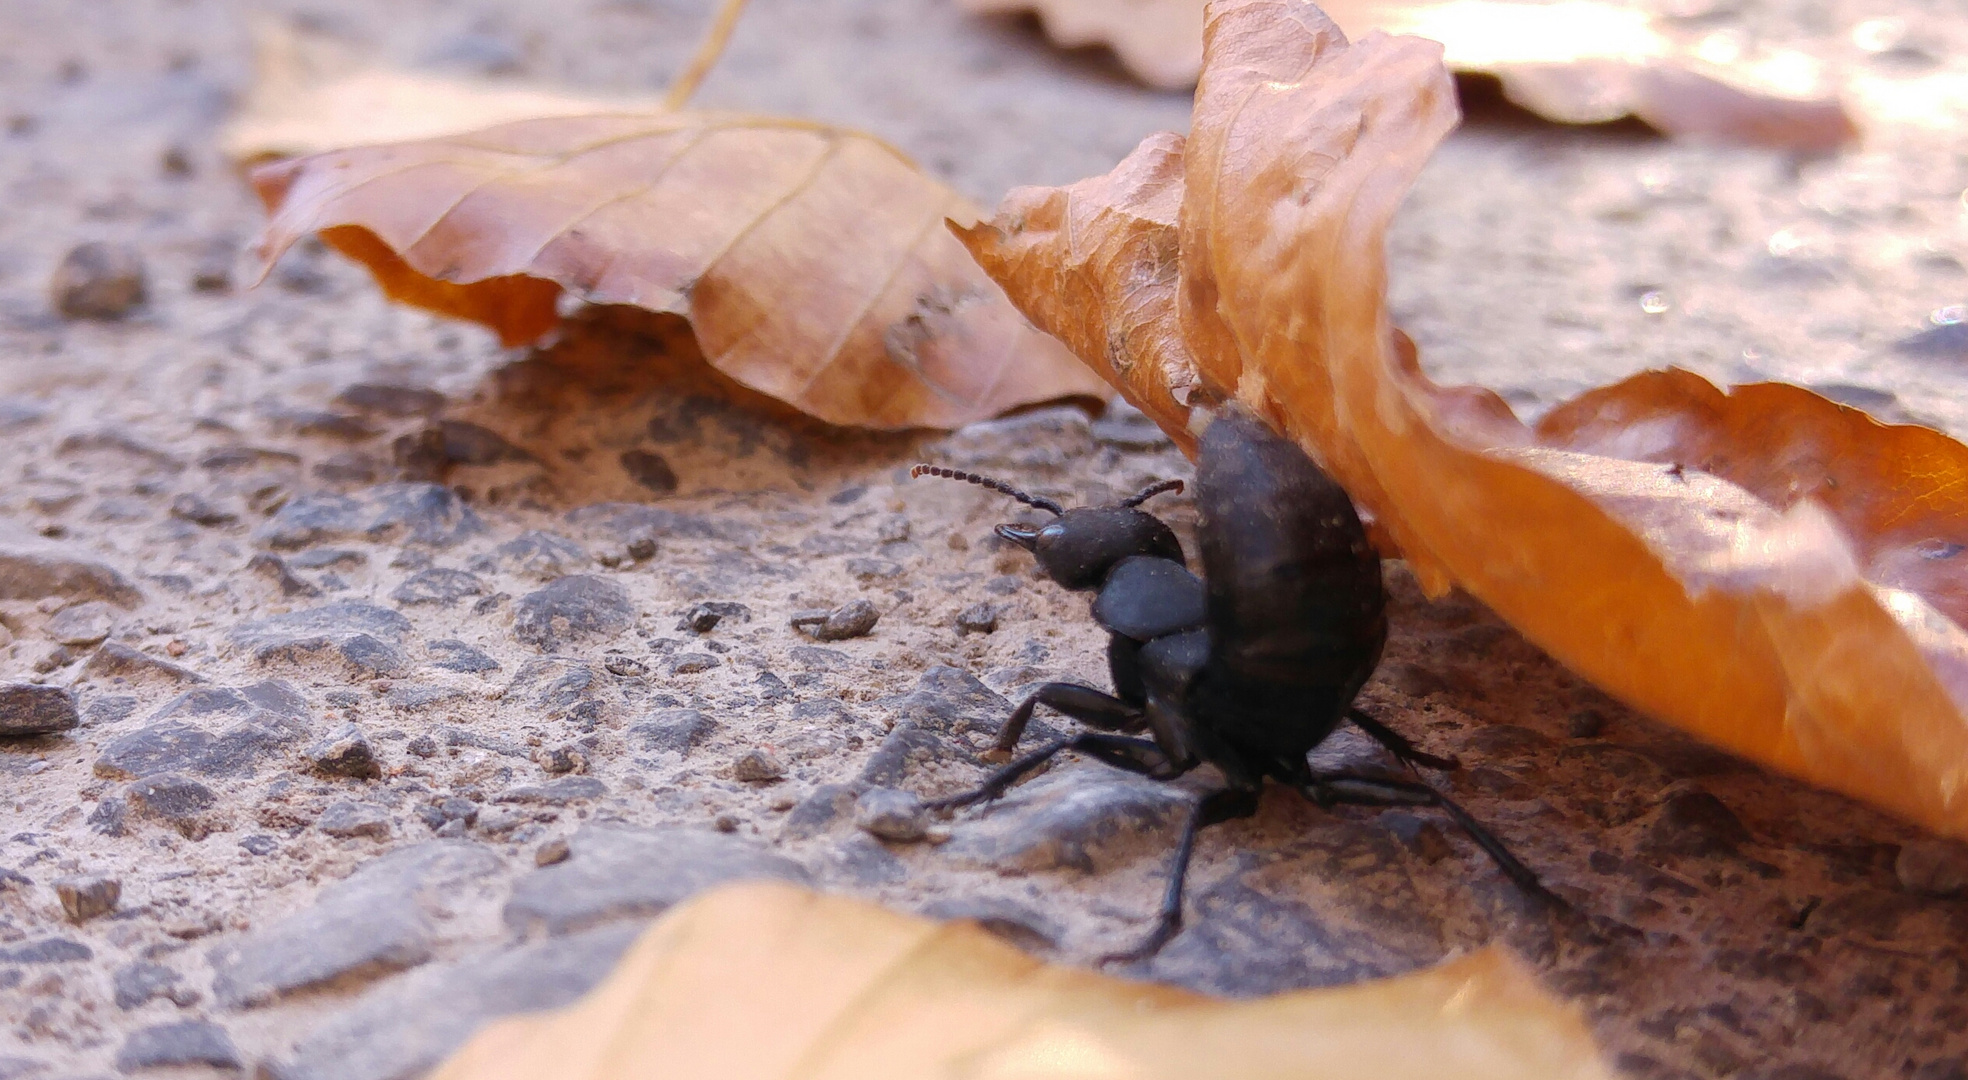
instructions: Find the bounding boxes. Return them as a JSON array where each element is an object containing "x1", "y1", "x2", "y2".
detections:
[
  {"x1": 1100, "y1": 786, "x2": 1261, "y2": 966},
  {"x1": 1301, "y1": 771, "x2": 1563, "y2": 907},
  {"x1": 1345, "y1": 707, "x2": 1461, "y2": 772},
  {"x1": 927, "y1": 733, "x2": 1176, "y2": 812},
  {"x1": 991, "y1": 682, "x2": 1145, "y2": 758}
]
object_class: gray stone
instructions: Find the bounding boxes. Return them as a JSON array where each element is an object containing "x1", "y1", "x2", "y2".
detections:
[
  {"x1": 1090, "y1": 403, "x2": 1175, "y2": 450},
  {"x1": 1895, "y1": 838, "x2": 1968, "y2": 897},
  {"x1": 94, "y1": 681, "x2": 311, "y2": 779},
  {"x1": 469, "y1": 531, "x2": 589, "y2": 582},
  {"x1": 263, "y1": 923, "x2": 639, "y2": 1080},
  {"x1": 855, "y1": 787, "x2": 929, "y2": 842},
  {"x1": 333, "y1": 383, "x2": 446, "y2": 417},
  {"x1": 955, "y1": 602, "x2": 999, "y2": 634},
  {"x1": 438, "y1": 420, "x2": 531, "y2": 465},
  {"x1": 85, "y1": 695, "x2": 140, "y2": 724},
  {"x1": 0, "y1": 1058, "x2": 34, "y2": 1080},
  {"x1": 0, "y1": 684, "x2": 78, "y2": 736},
  {"x1": 818, "y1": 833, "x2": 909, "y2": 885},
  {"x1": 618, "y1": 449, "x2": 678, "y2": 493},
  {"x1": 126, "y1": 773, "x2": 220, "y2": 838},
  {"x1": 878, "y1": 665, "x2": 1023, "y2": 741},
  {"x1": 564, "y1": 502, "x2": 738, "y2": 544},
  {"x1": 630, "y1": 708, "x2": 715, "y2": 754},
  {"x1": 318, "y1": 801, "x2": 390, "y2": 840},
  {"x1": 922, "y1": 896, "x2": 1063, "y2": 953},
  {"x1": 0, "y1": 518, "x2": 143, "y2": 606},
  {"x1": 495, "y1": 776, "x2": 606, "y2": 805},
  {"x1": 732, "y1": 747, "x2": 787, "y2": 782},
  {"x1": 667, "y1": 652, "x2": 718, "y2": 674},
  {"x1": 89, "y1": 797, "x2": 128, "y2": 836},
  {"x1": 382, "y1": 683, "x2": 469, "y2": 713},
  {"x1": 51, "y1": 241, "x2": 147, "y2": 319},
  {"x1": 790, "y1": 599, "x2": 879, "y2": 642},
  {"x1": 248, "y1": 553, "x2": 322, "y2": 598},
  {"x1": 290, "y1": 549, "x2": 367, "y2": 571},
  {"x1": 232, "y1": 601, "x2": 413, "y2": 679},
  {"x1": 78, "y1": 643, "x2": 204, "y2": 687},
  {"x1": 307, "y1": 723, "x2": 382, "y2": 779},
  {"x1": 390, "y1": 568, "x2": 485, "y2": 607},
  {"x1": 783, "y1": 784, "x2": 860, "y2": 840},
  {"x1": 169, "y1": 492, "x2": 238, "y2": 527},
  {"x1": 0, "y1": 937, "x2": 92, "y2": 963},
  {"x1": 53, "y1": 874, "x2": 119, "y2": 922},
  {"x1": 676, "y1": 601, "x2": 751, "y2": 633},
  {"x1": 209, "y1": 840, "x2": 502, "y2": 1010},
  {"x1": 1148, "y1": 841, "x2": 1445, "y2": 996},
  {"x1": 513, "y1": 576, "x2": 634, "y2": 651},
  {"x1": 256, "y1": 483, "x2": 485, "y2": 550},
  {"x1": 1641, "y1": 790, "x2": 1754, "y2": 858},
  {"x1": 944, "y1": 765, "x2": 1190, "y2": 874},
  {"x1": 503, "y1": 825, "x2": 810, "y2": 937},
  {"x1": 113, "y1": 962, "x2": 189, "y2": 1010},
  {"x1": 115, "y1": 1020, "x2": 241, "y2": 1072},
  {"x1": 846, "y1": 557, "x2": 902, "y2": 581},
  {"x1": 48, "y1": 600, "x2": 117, "y2": 646},
  {"x1": 602, "y1": 654, "x2": 648, "y2": 677},
  {"x1": 427, "y1": 639, "x2": 499, "y2": 673}
]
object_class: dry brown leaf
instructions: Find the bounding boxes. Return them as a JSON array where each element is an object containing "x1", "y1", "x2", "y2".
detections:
[
  {"x1": 244, "y1": 86, "x2": 1108, "y2": 431},
  {"x1": 964, "y1": 0, "x2": 1855, "y2": 149},
  {"x1": 958, "y1": 0, "x2": 1968, "y2": 839},
  {"x1": 432, "y1": 881, "x2": 1613, "y2": 1080}
]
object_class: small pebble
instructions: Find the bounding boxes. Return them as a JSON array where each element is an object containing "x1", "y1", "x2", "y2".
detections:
[
  {"x1": 603, "y1": 655, "x2": 649, "y2": 677},
  {"x1": 53, "y1": 874, "x2": 120, "y2": 922},
  {"x1": 534, "y1": 838, "x2": 571, "y2": 866},
  {"x1": 534, "y1": 746, "x2": 587, "y2": 775},
  {"x1": 855, "y1": 787, "x2": 929, "y2": 842},
  {"x1": 1567, "y1": 708, "x2": 1607, "y2": 739},
  {"x1": 0, "y1": 683, "x2": 79, "y2": 736},
  {"x1": 790, "y1": 599, "x2": 880, "y2": 642},
  {"x1": 714, "y1": 813, "x2": 742, "y2": 833},
  {"x1": 305, "y1": 723, "x2": 382, "y2": 780},
  {"x1": 681, "y1": 605, "x2": 723, "y2": 634},
  {"x1": 626, "y1": 537, "x2": 657, "y2": 561},
  {"x1": 619, "y1": 449, "x2": 678, "y2": 494},
  {"x1": 169, "y1": 492, "x2": 237, "y2": 527},
  {"x1": 668, "y1": 653, "x2": 719, "y2": 675},
  {"x1": 955, "y1": 602, "x2": 999, "y2": 635},
  {"x1": 317, "y1": 800, "x2": 390, "y2": 840},
  {"x1": 1896, "y1": 838, "x2": 1968, "y2": 898},
  {"x1": 49, "y1": 601, "x2": 117, "y2": 646},
  {"x1": 732, "y1": 747, "x2": 787, "y2": 782},
  {"x1": 51, "y1": 241, "x2": 147, "y2": 319},
  {"x1": 877, "y1": 515, "x2": 911, "y2": 543}
]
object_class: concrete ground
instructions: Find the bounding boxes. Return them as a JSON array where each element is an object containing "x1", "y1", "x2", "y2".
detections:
[{"x1": 1, "y1": 1, "x2": 1966, "y2": 1078}]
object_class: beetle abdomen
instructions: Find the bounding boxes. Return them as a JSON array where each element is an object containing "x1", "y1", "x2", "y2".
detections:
[{"x1": 1192, "y1": 409, "x2": 1386, "y2": 716}]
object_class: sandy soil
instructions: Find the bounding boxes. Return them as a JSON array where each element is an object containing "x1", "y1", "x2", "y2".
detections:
[{"x1": 1, "y1": 1, "x2": 1966, "y2": 1078}]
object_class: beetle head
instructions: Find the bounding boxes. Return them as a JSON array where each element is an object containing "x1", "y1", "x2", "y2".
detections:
[{"x1": 912, "y1": 467, "x2": 1185, "y2": 591}]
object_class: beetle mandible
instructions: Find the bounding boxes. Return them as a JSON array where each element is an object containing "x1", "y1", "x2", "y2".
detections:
[{"x1": 913, "y1": 406, "x2": 1557, "y2": 960}]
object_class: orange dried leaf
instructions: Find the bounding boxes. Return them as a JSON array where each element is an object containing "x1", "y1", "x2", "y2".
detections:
[
  {"x1": 432, "y1": 881, "x2": 1613, "y2": 1080},
  {"x1": 965, "y1": 0, "x2": 1968, "y2": 838},
  {"x1": 250, "y1": 112, "x2": 1108, "y2": 430},
  {"x1": 967, "y1": 0, "x2": 1855, "y2": 149}
]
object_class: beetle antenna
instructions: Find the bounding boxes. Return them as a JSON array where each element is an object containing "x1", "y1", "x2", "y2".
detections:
[
  {"x1": 1120, "y1": 479, "x2": 1184, "y2": 507},
  {"x1": 910, "y1": 464, "x2": 1064, "y2": 516}
]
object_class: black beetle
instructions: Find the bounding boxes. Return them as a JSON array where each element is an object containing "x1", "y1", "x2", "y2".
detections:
[{"x1": 913, "y1": 406, "x2": 1556, "y2": 960}]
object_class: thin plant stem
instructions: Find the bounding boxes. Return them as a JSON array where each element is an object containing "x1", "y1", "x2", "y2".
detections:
[{"x1": 663, "y1": 0, "x2": 753, "y2": 110}]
